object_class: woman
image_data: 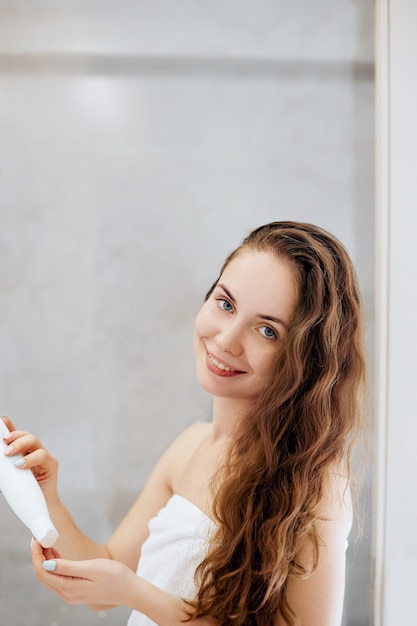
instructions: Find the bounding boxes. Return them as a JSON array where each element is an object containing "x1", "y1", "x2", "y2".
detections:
[{"x1": 2, "y1": 221, "x2": 368, "y2": 626}]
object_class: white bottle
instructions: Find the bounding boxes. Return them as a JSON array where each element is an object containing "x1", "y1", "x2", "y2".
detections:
[{"x1": 0, "y1": 419, "x2": 59, "y2": 548}]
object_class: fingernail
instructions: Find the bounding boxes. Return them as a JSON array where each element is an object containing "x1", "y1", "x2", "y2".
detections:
[
  {"x1": 3, "y1": 444, "x2": 14, "y2": 455},
  {"x1": 14, "y1": 458, "x2": 25, "y2": 467},
  {"x1": 43, "y1": 560, "x2": 56, "y2": 572},
  {"x1": 3, "y1": 432, "x2": 13, "y2": 440},
  {"x1": 30, "y1": 537, "x2": 34, "y2": 547}
]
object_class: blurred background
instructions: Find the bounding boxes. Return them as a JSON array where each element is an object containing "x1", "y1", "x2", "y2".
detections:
[{"x1": 0, "y1": 1, "x2": 374, "y2": 625}]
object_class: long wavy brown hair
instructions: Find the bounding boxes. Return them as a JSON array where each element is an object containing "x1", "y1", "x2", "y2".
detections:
[{"x1": 189, "y1": 221, "x2": 368, "y2": 626}]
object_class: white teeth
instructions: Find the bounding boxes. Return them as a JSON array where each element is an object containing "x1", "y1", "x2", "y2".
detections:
[{"x1": 209, "y1": 355, "x2": 235, "y2": 372}]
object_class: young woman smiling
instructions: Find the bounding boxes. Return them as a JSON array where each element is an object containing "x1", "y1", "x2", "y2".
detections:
[{"x1": 2, "y1": 221, "x2": 368, "y2": 626}]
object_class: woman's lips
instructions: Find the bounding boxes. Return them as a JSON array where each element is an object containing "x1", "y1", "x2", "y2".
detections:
[{"x1": 206, "y1": 352, "x2": 245, "y2": 378}]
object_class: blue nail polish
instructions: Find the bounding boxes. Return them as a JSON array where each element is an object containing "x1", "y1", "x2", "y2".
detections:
[
  {"x1": 14, "y1": 458, "x2": 25, "y2": 467},
  {"x1": 43, "y1": 560, "x2": 56, "y2": 572}
]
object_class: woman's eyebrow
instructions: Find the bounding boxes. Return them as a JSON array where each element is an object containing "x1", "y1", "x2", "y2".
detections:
[
  {"x1": 217, "y1": 283, "x2": 236, "y2": 303},
  {"x1": 217, "y1": 283, "x2": 289, "y2": 331},
  {"x1": 259, "y1": 314, "x2": 288, "y2": 331}
]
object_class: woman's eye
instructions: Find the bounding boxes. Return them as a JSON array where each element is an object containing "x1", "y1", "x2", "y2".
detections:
[
  {"x1": 259, "y1": 326, "x2": 277, "y2": 340},
  {"x1": 217, "y1": 298, "x2": 233, "y2": 312}
]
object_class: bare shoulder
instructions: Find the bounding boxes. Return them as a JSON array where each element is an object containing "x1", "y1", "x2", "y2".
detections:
[
  {"x1": 170, "y1": 421, "x2": 213, "y2": 449},
  {"x1": 162, "y1": 421, "x2": 213, "y2": 472},
  {"x1": 155, "y1": 422, "x2": 212, "y2": 484}
]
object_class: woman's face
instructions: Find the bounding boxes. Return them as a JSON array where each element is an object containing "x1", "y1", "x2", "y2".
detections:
[{"x1": 194, "y1": 249, "x2": 298, "y2": 404}]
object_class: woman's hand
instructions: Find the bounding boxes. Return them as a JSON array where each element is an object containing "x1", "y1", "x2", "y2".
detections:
[
  {"x1": 31, "y1": 539, "x2": 139, "y2": 609},
  {"x1": 1, "y1": 416, "x2": 59, "y2": 500},
  {"x1": 31, "y1": 541, "x2": 217, "y2": 626}
]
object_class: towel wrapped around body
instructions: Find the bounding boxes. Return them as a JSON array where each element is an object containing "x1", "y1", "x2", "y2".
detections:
[{"x1": 127, "y1": 494, "x2": 215, "y2": 626}]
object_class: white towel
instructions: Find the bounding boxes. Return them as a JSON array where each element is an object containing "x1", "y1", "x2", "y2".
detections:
[{"x1": 127, "y1": 494, "x2": 215, "y2": 626}]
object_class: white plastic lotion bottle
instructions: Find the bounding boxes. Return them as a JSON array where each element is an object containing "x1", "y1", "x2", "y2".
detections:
[{"x1": 0, "y1": 419, "x2": 59, "y2": 548}]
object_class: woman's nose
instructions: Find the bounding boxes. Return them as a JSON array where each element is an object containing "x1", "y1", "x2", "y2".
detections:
[{"x1": 215, "y1": 320, "x2": 244, "y2": 357}]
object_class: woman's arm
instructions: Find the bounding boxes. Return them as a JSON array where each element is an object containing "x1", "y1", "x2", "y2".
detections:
[
  {"x1": 27, "y1": 423, "x2": 216, "y2": 620},
  {"x1": 3, "y1": 415, "x2": 213, "y2": 615},
  {"x1": 3, "y1": 416, "x2": 205, "y2": 568},
  {"x1": 274, "y1": 471, "x2": 353, "y2": 626}
]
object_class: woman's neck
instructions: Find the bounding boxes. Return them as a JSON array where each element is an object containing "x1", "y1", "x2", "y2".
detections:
[{"x1": 210, "y1": 396, "x2": 251, "y2": 441}]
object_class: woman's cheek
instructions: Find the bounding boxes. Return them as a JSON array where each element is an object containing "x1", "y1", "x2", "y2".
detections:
[{"x1": 194, "y1": 302, "x2": 214, "y2": 339}]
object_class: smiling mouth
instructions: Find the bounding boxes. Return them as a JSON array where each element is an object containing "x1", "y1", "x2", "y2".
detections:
[{"x1": 207, "y1": 353, "x2": 245, "y2": 375}]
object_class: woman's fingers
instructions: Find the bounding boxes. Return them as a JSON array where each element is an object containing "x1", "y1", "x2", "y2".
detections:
[
  {"x1": 8, "y1": 447, "x2": 54, "y2": 471},
  {"x1": 31, "y1": 541, "x2": 65, "y2": 580},
  {"x1": 1, "y1": 416, "x2": 16, "y2": 432},
  {"x1": 2, "y1": 421, "x2": 58, "y2": 494},
  {"x1": 42, "y1": 545, "x2": 61, "y2": 561},
  {"x1": 2, "y1": 428, "x2": 57, "y2": 471},
  {"x1": 1, "y1": 418, "x2": 36, "y2": 447},
  {"x1": 3, "y1": 431, "x2": 45, "y2": 455},
  {"x1": 31, "y1": 542, "x2": 135, "y2": 608},
  {"x1": 31, "y1": 542, "x2": 97, "y2": 605},
  {"x1": 3, "y1": 436, "x2": 56, "y2": 473},
  {"x1": 31, "y1": 540, "x2": 75, "y2": 598},
  {"x1": 32, "y1": 539, "x2": 82, "y2": 580}
]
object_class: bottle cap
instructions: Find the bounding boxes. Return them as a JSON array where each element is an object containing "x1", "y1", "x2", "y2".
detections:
[{"x1": 29, "y1": 515, "x2": 59, "y2": 548}]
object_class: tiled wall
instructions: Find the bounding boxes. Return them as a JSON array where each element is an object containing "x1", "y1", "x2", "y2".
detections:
[{"x1": 0, "y1": 2, "x2": 374, "y2": 625}]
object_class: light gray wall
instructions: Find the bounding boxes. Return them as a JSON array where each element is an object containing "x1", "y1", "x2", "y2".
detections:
[{"x1": 0, "y1": 2, "x2": 374, "y2": 625}]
